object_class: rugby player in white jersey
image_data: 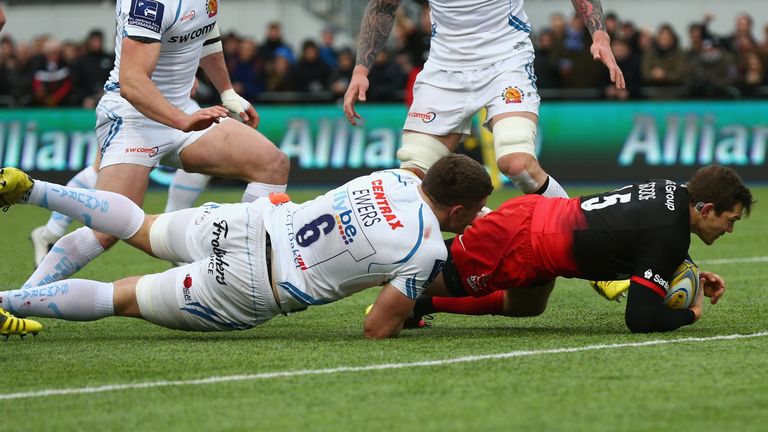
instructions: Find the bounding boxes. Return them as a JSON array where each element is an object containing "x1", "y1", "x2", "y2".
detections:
[
  {"x1": 23, "y1": 0, "x2": 289, "y2": 290},
  {"x1": 344, "y1": 0, "x2": 625, "y2": 198},
  {"x1": 0, "y1": 155, "x2": 492, "y2": 338}
]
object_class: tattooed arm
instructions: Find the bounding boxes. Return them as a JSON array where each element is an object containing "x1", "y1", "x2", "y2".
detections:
[
  {"x1": 343, "y1": 0, "x2": 403, "y2": 125},
  {"x1": 570, "y1": 0, "x2": 626, "y2": 88}
]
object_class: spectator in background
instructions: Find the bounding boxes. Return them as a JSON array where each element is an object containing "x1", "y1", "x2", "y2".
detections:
[
  {"x1": 395, "y1": 4, "x2": 431, "y2": 106},
  {"x1": 260, "y1": 21, "x2": 292, "y2": 62},
  {"x1": 31, "y1": 38, "x2": 72, "y2": 107},
  {"x1": 229, "y1": 37, "x2": 265, "y2": 102},
  {"x1": 557, "y1": 15, "x2": 602, "y2": 89},
  {"x1": 365, "y1": 50, "x2": 406, "y2": 101},
  {"x1": 738, "y1": 51, "x2": 765, "y2": 96},
  {"x1": 641, "y1": 24, "x2": 686, "y2": 89},
  {"x1": 70, "y1": 30, "x2": 113, "y2": 108},
  {"x1": 1, "y1": 37, "x2": 34, "y2": 105},
  {"x1": 265, "y1": 47, "x2": 297, "y2": 92},
  {"x1": 534, "y1": 29, "x2": 560, "y2": 89},
  {"x1": 723, "y1": 13, "x2": 757, "y2": 53},
  {"x1": 687, "y1": 23, "x2": 708, "y2": 60},
  {"x1": 0, "y1": 4, "x2": 6, "y2": 32},
  {"x1": 548, "y1": 12, "x2": 567, "y2": 49},
  {"x1": 603, "y1": 38, "x2": 641, "y2": 100},
  {"x1": 222, "y1": 31, "x2": 241, "y2": 68},
  {"x1": 318, "y1": 26, "x2": 338, "y2": 69},
  {"x1": 329, "y1": 47, "x2": 354, "y2": 101},
  {"x1": 295, "y1": 39, "x2": 331, "y2": 93},
  {"x1": 687, "y1": 38, "x2": 738, "y2": 98},
  {"x1": 604, "y1": 12, "x2": 620, "y2": 41}
]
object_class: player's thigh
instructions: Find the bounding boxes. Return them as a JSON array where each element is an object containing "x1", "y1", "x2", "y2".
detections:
[
  {"x1": 90, "y1": 163, "x2": 152, "y2": 247},
  {"x1": 404, "y1": 67, "x2": 475, "y2": 139},
  {"x1": 179, "y1": 120, "x2": 287, "y2": 182},
  {"x1": 482, "y1": 53, "x2": 541, "y2": 123},
  {"x1": 502, "y1": 280, "x2": 555, "y2": 317},
  {"x1": 134, "y1": 258, "x2": 277, "y2": 332}
]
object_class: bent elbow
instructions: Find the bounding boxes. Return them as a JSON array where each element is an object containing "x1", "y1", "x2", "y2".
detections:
[
  {"x1": 625, "y1": 313, "x2": 655, "y2": 334},
  {"x1": 363, "y1": 322, "x2": 399, "y2": 339}
]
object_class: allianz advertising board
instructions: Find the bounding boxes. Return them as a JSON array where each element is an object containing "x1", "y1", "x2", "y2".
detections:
[{"x1": 1, "y1": 101, "x2": 766, "y2": 186}]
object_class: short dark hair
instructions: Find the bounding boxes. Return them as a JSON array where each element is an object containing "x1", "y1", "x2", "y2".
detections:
[
  {"x1": 421, "y1": 154, "x2": 493, "y2": 208},
  {"x1": 687, "y1": 165, "x2": 754, "y2": 216}
]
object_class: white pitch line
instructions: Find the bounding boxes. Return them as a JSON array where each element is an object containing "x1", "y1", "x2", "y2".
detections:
[
  {"x1": 2, "y1": 331, "x2": 767, "y2": 401},
  {"x1": 698, "y1": 256, "x2": 768, "y2": 265}
]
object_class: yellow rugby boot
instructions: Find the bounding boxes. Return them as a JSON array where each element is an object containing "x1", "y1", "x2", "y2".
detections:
[
  {"x1": 589, "y1": 280, "x2": 630, "y2": 302},
  {"x1": 0, "y1": 307, "x2": 43, "y2": 339},
  {"x1": 0, "y1": 167, "x2": 34, "y2": 207}
]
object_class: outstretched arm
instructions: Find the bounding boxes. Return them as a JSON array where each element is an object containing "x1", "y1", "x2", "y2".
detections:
[
  {"x1": 343, "y1": 0, "x2": 403, "y2": 125},
  {"x1": 363, "y1": 283, "x2": 415, "y2": 339},
  {"x1": 570, "y1": 0, "x2": 626, "y2": 89}
]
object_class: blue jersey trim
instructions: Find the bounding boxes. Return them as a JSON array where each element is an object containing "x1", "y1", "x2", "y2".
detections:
[
  {"x1": 508, "y1": 15, "x2": 531, "y2": 33},
  {"x1": 394, "y1": 204, "x2": 424, "y2": 264},
  {"x1": 180, "y1": 302, "x2": 248, "y2": 330},
  {"x1": 171, "y1": 0, "x2": 183, "y2": 27},
  {"x1": 101, "y1": 112, "x2": 123, "y2": 154},
  {"x1": 279, "y1": 282, "x2": 330, "y2": 306}
]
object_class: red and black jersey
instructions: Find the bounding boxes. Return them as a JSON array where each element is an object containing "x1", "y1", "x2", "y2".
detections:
[
  {"x1": 573, "y1": 179, "x2": 691, "y2": 298},
  {"x1": 445, "y1": 179, "x2": 695, "y2": 332}
]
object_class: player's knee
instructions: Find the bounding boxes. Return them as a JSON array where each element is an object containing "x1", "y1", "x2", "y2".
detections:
[
  {"x1": 493, "y1": 117, "x2": 544, "y2": 193},
  {"x1": 241, "y1": 149, "x2": 290, "y2": 184},
  {"x1": 91, "y1": 230, "x2": 119, "y2": 250},
  {"x1": 397, "y1": 133, "x2": 450, "y2": 174}
]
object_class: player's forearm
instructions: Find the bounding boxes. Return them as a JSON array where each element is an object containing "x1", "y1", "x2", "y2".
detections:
[
  {"x1": 570, "y1": 0, "x2": 606, "y2": 36},
  {"x1": 120, "y1": 74, "x2": 187, "y2": 130},
  {"x1": 356, "y1": 0, "x2": 402, "y2": 71},
  {"x1": 624, "y1": 284, "x2": 695, "y2": 333},
  {"x1": 199, "y1": 51, "x2": 233, "y2": 94}
]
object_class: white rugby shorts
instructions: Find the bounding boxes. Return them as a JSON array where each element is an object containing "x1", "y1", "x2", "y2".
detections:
[
  {"x1": 136, "y1": 201, "x2": 281, "y2": 331},
  {"x1": 95, "y1": 93, "x2": 220, "y2": 170},
  {"x1": 404, "y1": 47, "x2": 541, "y2": 137}
]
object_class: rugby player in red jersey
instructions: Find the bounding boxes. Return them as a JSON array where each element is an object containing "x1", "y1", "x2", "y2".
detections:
[{"x1": 409, "y1": 165, "x2": 753, "y2": 333}]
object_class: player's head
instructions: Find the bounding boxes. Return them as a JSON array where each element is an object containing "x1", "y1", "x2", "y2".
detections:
[
  {"x1": 687, "y1": 165, "x2": 754, "y2": 245},
  {"x1": 421, "y1": 154, "x2": 493, "y2": 233}
]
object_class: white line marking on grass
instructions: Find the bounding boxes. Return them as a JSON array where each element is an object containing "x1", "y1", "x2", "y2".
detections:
[
  {"x1": 698, "y1": 256, "x2": 768, "y2": 265},
  {"x1": 2, "y1": 331, "x2": 767, "y2": 401}
]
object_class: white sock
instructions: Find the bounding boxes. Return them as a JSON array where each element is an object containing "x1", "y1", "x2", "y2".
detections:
[
  {"x1": 165, "y1": 170, "x2": 211, "y2": 212},
  {"x1": 1, "y1": 279, "x2": 114, "y2": 321},
  {"x1": 23, "y1": 227, "x2": 104, "y2": 288},
  {"x1": 22, "y1": 180, "x2": 144, "y2": 239},
  {"x1": 539, "y1": 175, "x2": 569, "y2": 198},
  {"x1": 44, "y1": 166, "x2": 99, "y2": 238},
  {"x1": 241, "y1": 182, "x2": 287, "y2": 203}
]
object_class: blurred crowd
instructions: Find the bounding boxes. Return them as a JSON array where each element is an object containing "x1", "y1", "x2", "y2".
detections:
[{"x1": 1, "y1": 9, "x2": 767, "y2": 108}]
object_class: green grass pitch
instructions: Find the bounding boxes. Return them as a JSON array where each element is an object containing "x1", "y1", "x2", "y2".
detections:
[{"x1": 2, "y1": 185, "x2": 767, "y2": 432}]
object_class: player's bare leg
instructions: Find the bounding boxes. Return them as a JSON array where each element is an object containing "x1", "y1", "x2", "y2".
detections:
[
  {"x1": 491, "y1": 112, "x2": 568, "y2": 198},
  {"x1": 179, "y1": 120, "x2": 289, "y2": 203}
]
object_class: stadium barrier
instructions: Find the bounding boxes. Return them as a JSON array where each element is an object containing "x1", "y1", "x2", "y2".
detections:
[{"x1": 1, "y1": 101, "x2": 766, "y2": 186}]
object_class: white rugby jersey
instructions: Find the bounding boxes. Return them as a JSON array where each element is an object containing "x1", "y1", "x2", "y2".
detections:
[
  {"x1": 262, "y1": 170, "x2": 447, "y2": 308},
  {"x1": 103, "y1": 0, "x2": 219, "y2": 108},
  {"x1": 427, "y1": 0, "x2": 532, "y2": 70}
]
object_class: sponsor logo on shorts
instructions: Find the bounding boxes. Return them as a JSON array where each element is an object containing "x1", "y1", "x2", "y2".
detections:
[
  {"x1": 371, "y1": 179, "x2": 404, "y2": 230},
  {"x1": 125, "y1": 146, "x2": 159, "y2": 157},
  {"x1": 502, "y1": 86, "x2": 524, "y2": 104},
  {"x1": 206, "y1": 0, "x2": 218, "y2": 17},
  {"x1": 466, "y1": 274, "x2": 488, "y2": 292},
  {"x1": 408, "y1": 111, "x2": 437, "y2": 123},
  {"x1": 182, "y1": 274, "x2": 193, "y2": 302},
  {"x1": 208, "y1": 220, "x2": 229, "y2": 285},
  {"x1": 513, "y1": 41, "x2": 527, "y2": 50}
]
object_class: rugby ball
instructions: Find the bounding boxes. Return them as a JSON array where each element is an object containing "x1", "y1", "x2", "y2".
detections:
[{"x1": 664, "y1": 259, "x2": 701, "y2": 309}]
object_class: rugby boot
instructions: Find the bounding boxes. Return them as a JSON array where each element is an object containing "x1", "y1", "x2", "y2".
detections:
[
  {"x1": 0, "y1": 307, "x2": 43, "y2": 339},
  {"x1": 0, "y1": 167, "x2": 34, "y2": 208},
  {"x1": 589, "y1": 280, "x2": 630, "y2": 302}
]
